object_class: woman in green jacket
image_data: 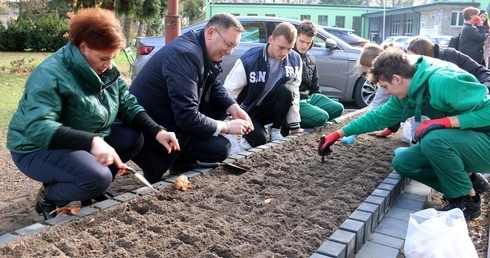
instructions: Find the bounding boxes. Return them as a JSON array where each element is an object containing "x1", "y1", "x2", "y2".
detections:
[
  {"x1": 318, "y1": 47, "x2": 490, "y2": 220},
  {"x1": 7, "y1": 8, "x2": 180, "y2": 220}
]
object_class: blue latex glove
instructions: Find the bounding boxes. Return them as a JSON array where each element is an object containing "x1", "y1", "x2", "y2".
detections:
[{"x1": 341, "y1": 135, "x2": 356, "y2": 144}]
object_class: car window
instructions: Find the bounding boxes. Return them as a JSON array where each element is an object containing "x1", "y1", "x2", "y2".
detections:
[{"x1": 240, "y1": 21, "x2": 268, "y2": 43}]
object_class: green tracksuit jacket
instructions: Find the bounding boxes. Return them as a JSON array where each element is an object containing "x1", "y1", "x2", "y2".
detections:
[{"x1": 342, "y1": 56, "x2": 490, "y2": 198}]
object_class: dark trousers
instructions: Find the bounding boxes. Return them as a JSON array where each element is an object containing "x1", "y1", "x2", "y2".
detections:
[
  {"x1": 245, "y1": 84, "x2": 293, "y2": 147},
  {"x1": 11, "y1": 122, "x2": 143, "y2": 207},
  {"x1": 131, "y1": 101, "x2": 231, "y2": 183}
]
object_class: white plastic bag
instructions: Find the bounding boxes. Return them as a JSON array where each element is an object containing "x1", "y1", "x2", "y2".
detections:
[
  {"x1": 404, "y1": 208, "x2": 478, "y2": 258},
  {"x1": 401, "y1": 121, "x2": 412, "y2": 144}
]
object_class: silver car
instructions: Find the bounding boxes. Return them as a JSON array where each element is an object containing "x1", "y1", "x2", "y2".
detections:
[{"x1": 131, "y1": 16, "x2": 375, "y2": 108}]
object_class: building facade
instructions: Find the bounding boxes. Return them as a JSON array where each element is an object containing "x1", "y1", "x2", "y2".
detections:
[{"x1": 205, "y1": 0, "x2": 489, "y2": 41}]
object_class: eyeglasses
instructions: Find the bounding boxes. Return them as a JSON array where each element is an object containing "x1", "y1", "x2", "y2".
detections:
[{"x1": 215, "y1": 29, "x2": 237, "y2": 51}]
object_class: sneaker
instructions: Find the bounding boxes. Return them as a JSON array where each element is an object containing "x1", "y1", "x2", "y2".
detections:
[
  {"x1": 240, "y1": 138, "x2": 252, "y2": 150},
  {"x1": 471, "y1": 173, "x2": 490, "y2": 194},
  {"x1": 269, "y1": 128, "x2": 284, "y2": 141},
  {"x1": 440, "y1": 194, "x2": 481, "y2": 220},
  {"x1": 225, "y1": 134, "x2": 243, "y2": 155}
]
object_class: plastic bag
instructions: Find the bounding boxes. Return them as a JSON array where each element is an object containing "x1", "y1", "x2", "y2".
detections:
[
  {"x1": 401, "y1": 122, "x2": 412, "y2": 144},
  {"x1": 404, "y1": 208, "x2": 478, "y2": 258}
]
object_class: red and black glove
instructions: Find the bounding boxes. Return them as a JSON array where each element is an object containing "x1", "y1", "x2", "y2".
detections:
[
  {"x1": 414, "y1": 117, "x2": 452, "y2": 142},
  {"x1": 318, "y1": 132, "x2": 341, "y2": 157}
]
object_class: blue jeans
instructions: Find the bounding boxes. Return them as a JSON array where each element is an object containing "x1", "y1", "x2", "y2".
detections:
[{"x1": 11, "y1": 122, "x2": 143, "y2": 207}]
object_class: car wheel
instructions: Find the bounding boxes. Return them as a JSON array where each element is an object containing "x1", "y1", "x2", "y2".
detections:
[{"x1": 353, "y1": 77, "x2": 377, "y2": 108}]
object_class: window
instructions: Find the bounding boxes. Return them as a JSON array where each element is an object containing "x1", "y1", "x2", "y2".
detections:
[
  {"x1": 318, "y1": 15, "x2": 328, "y2": 26},
  {"x1": 392, "y1": 19, "x2": 400, "y2": 36},
  {"x1": 335, "y1": 16, "x2": 345, "y2": 28},
  {"x1": 352, "y1": 16, "x2": 362, "y2": 34},
  {"x1": 240, "y1": 21, "x2": 267, "y2": 43},
  {"x1": 451, "y1": 11, "x2": 464, "y2": 26},
  {"x1": 265, "y1": 14, "x2": 275, "y2": 17},
  {"x1": 247, "y1": 14, "x2": 258, "y2": 16},
  {"x1": 300, "y1": 15, "x2": 311, "y2": 21},
  {"x1": 404, "y1": 18, "x2": 413, "y2": 36}
]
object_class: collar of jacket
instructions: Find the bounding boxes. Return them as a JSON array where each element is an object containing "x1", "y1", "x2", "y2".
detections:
[{"x1": 62, "y1": 43, "x2": 121, "y2": 93}]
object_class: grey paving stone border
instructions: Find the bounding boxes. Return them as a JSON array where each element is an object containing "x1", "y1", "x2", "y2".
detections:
[{"x1": 1, "y1": 107, "x2": 416, "y2": 257}]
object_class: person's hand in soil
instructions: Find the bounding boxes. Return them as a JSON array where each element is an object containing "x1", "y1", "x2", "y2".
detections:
[{"x1": 318, "y1": 130, "x2": 343, "y2": 157}]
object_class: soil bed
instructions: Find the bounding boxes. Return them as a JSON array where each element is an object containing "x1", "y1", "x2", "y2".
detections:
[{"x1": 0, "y1": 114, "x2": 487, "y2": 257}]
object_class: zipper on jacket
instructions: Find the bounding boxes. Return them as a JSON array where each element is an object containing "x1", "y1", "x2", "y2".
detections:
[{"x1": 96, "y1": 75, "x2": 119, "y2": 131}]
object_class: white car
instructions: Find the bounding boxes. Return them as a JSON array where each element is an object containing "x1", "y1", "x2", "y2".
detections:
[{"x1": 381, "y1": 36, "x2": 414, "y2": 49}]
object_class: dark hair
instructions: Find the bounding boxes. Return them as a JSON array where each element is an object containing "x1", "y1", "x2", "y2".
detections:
[
  {"x1": 68, "y1": 8, "x2": 126, "y2": 51},
  {"x1": 367, "y1": 47, "x2": 416, "y2": 84},
  {"x1": 297, "y1": 20, "x2": 317, "y2": 37},
  {"x1": 479, "y1": 10, "x2": 490, "y2": 33},
  {"x1": 272, "y1": 22, "x2": 297, "y2": 43},
  {"x1": 205, "y1": 13, "x2": 244, "y2": 33},
  {"x1": 406, "y1": 36, "x2": 435, "y2": 57}
]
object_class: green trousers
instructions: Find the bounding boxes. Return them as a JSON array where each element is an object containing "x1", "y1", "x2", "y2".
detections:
[
  {"x1": 300, "y1": 93, "x2": 344, "y2": 128},
  {"x1": 392, "y1": 129, "x2": 490, "y2": 198}
]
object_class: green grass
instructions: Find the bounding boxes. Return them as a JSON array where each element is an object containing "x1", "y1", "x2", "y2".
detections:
[{"x1": 0, "y1": 51, "x2": 132, "y2": 147}]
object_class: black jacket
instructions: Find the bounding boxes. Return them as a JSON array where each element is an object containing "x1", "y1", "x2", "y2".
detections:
[
  {"x1": 435, "y1": 44, "x2": 490, "y2": 87},
  {"x1": 458, "y1": 23, "x2": 486, "y2": 64},
  {"x1": 294, "y1": 47, "x2": 321, "y2": 99},
  {"x1": 129, "y1": 30, "x2": 236, "y2": 140}
]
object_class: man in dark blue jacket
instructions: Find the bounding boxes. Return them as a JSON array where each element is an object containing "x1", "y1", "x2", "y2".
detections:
[{"x1": 129, "y1": 13, "x2": 253, "y2": 183}]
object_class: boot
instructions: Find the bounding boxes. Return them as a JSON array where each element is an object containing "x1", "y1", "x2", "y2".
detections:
[
  {"x1": 34, "y1": 186, "x2": 57, "y2": 220},
  {"x1": 440, "y1": 194, "x2": 481, "y2": 220},
  {"x1": 471, "y1": 173, "x2": 490, "y2": 194}
]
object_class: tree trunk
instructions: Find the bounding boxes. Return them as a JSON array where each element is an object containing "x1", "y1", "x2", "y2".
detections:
[{"x1": 123, "y1": 17, "x2": 132, "y2": 47}]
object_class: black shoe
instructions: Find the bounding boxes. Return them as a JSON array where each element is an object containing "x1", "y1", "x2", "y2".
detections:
[
  {"x1": 34, "y1": 186, "x2": 57, "y2": 220},
  {"x1": 440, "y1": 194, "x2": 481, "y2": 220},
  {"x1": 168, "y1": 163, "x2": 194, "y2": 176},
  {"x1": 81, "y1": 192, "x2": 114, "y2": 206},
  {"x1": 471, "y1": 173, "x2": 489, "y2": 194}
]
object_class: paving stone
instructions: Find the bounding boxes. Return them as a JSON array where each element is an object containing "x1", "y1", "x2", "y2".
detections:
[
  {"x1": 74, "y1": 206, "x2": 99, "y2": 217},
  {"x1": 349, "y1": 210, "x2": 373, "y2": 242},
  {"x1": 113, "y1": 192, "x2": 138, "y2": 203},
  {"x1": 339, "y1": 219, "x2": 365, "y2": 253},
  {"x1": 329, "y1": 230, "x2": 356, "y2": 258},
  {"x1": 403, "y1": 182, "x2": 431, "y2": 196},
  {"x1": 256, "y1": 145, "x2": 272, "y2": 150},
  {"x1": 377, "y1": 183, "x2": 397, "y2": 207},
  {"x1": 182, "y1": 171, "x2": 201, "y2": 178},
  {"x1": 152, "y1": 181, "x2": 172, "y2": 190},
  {"x1": 44, "y1": 214, "x2": 74, "y2": 226},
  {"x1": 355, "y1": 241, "x2": 400, "y2": 258},
  {"x1": 357, "y1": 203, "x2": 379, "y2": 231},
  {"x1": 316, "y1": 239, "x2": 346, "y2": 258},
  {"x1": 364, "y1": 195, "x2": 386, "y2": 223},
  {"x1": 393, "y1": 195, "x2": 426, "y2": 211},
  {"x1": 309, "y1": 253, "x2": 331, "y2": 258},
  {"x1": 382, "y1": 177, "x2": 401, "y2": 196},
  {"x1": 374, "y1": 217, "x2": 408, "y2": 240},
  {"x1": 399, "y1": 192, "x2": 428, "y2": 203},
  {"x1": 246, "y1": 147, "x2": 263, "y2": 153},
  {"x1": 93, "y1": 199, "x2": 120, "y2": 210},
  {"x1": 191, "y1": 167, "x2": 213, "y2": 173},
  {"x1": 132, "y1": 186, "x2": 156, "y2": 196},
  {"x1": 371, "y1": 189, "x2": 391, "y2": 210},
  {"x1": 385, "y1": 206, "x2": 414, "y2": 222},
  {"x1": 264, "y1": 142, "x2": 280, "y2": 148},
  {"x1": 369, "y1": 232, "x2": 405, "y2": 250},
  {"x1": 0, "y1": 233, "x2": 16, "y2": 247},
  {"x1": 14, "y1": 223, "x2": 48, "y2": 236}
]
